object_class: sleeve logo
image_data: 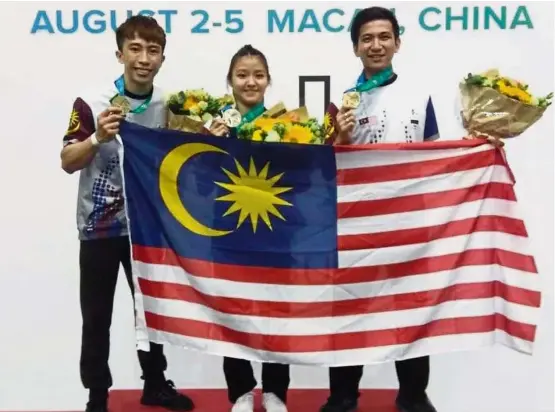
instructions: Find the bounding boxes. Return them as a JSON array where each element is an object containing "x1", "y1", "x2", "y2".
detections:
[{"x1": 66, "y1": 109, "x2": 81, "y2": 135}]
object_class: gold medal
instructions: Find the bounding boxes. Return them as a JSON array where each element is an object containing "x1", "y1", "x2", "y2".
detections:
[
  {"x1": 342, "y1": 91, "x2": 361, "y2": 109},
  {"x1": 222, "y1": 108, "x2": 242, "y2": 128},
  {"x1": 111, "y1": 95, "x2": 131, "y2": 115}
]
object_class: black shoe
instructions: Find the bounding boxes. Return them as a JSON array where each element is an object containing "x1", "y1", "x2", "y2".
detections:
[
  {"x1": 396, "y1": 394, "x2": 437, "y2": 412},
  {"x1": 320, "y1": 396, "x2": 358, "y2": 412},
  {"x1": 85, "y1": 389, "x2": 108, "y2": 412},
  {"x1": 141, "y1": 379, "x2": 194, "y2": 411},
  {"x1": 85, "y1": 400, "x2": 108, "y2": 412}
]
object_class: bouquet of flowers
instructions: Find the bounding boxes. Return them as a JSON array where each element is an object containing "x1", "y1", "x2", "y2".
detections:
[
  {"x1": 459, "y1": 69, "x2": 552, "y2": 140},
  {"x1": 166, "y1": 89, "x2": 234, "y2": 133},
  {"x1": 236, "y1": 102, "x2": 333, "y2": 145}
]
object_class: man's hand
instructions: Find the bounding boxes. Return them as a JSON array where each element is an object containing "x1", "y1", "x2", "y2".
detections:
[
  {"x1": 95, "y1": 107, "x2": 124, "y2": 143},
  {"x1": 335, "y1": 106, "x2": 356, "y2": 144},
  {"x1": 209, "y1": 118, "x2": 230, "y2": 137}
]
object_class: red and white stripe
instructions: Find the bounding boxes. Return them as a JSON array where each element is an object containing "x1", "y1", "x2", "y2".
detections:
[{"x1": 132, "y1": 140, "x2": 540, "y2": 366}]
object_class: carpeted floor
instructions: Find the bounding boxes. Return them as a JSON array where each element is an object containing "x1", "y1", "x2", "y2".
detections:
[{"x1": 108, "y1": 388, "x2": 398, "y2": 412}]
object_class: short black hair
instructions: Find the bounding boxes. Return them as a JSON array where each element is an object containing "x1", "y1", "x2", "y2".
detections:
[
  {"x1": 116, "y1": 15, "x2": 166, "y2": 52},
  {"x1": 226, "y1": 44, "x2": 271, "y2": 84},
  {"x1": 350, "y1": 7, "x2": 400, "y2": 45}
]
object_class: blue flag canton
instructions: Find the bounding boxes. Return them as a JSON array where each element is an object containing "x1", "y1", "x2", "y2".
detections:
[{"x1": 120, "y1": 121, "x2": 338, "y2": 269}]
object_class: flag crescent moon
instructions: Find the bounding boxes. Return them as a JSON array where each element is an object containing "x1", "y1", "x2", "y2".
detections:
[{"x1": 159, "y1": 142, "x2": 233, "y2": 237}]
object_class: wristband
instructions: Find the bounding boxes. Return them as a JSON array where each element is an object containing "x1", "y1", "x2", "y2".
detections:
[{"x1": 90, "y1": 134, "x2": 100, "y2": 147}]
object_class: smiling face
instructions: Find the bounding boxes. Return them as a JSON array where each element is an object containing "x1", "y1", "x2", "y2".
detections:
[
  {"x1": 354, "y1": 19, "x2": 400, "y2": 75},
  {"x1": 228, "y1": 55, "x2": 270, "y2": 109},
  {"x1": 116, "y1": 34, "x2": 164, "y2": 93}
]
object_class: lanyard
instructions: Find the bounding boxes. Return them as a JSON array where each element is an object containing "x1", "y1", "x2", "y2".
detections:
[
  {"x1": 239, "y1": 103, "x2": 265, "y2": 127},
  {"x1": 114, "y1": 75, "x2": 152, "y2": 114},
  {"x1": 350, "y1": 66, "x2": 394, "y2": 93}
]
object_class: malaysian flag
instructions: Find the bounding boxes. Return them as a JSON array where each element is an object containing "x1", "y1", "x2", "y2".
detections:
[{"x1": 119, "y1": 121, "x2": 540, "y2": 367}]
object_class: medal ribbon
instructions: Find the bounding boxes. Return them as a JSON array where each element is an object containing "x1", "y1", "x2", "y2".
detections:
[
  {"x1": 348, "y1": 66, "x2": 394, "y2": 93},
  {"x1": 114, "y1": 75, "x2": 152, "y2": 114}
]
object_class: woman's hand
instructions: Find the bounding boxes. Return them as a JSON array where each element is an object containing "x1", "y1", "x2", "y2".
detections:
[{"x1": 210, "y1": 118, "x2": 230, "y2": 137}]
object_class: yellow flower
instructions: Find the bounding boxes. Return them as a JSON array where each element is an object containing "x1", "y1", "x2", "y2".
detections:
[
  {"x1": 183, "y1": 96, "x2": 198, "y2": 110},
  {"x1": 501, "y1": 76, "x2": 527, "y2": 90},
  {"x1": 518, "y1": 92, "x2": 532, "y2": 104},
  {"x1": 497, "y1": 80, "x2": 532, "y2": 104},
  {"x1": 252, "y1": 130, "x2": 264, "y2": 141},
  {"x1": 254, "y1": 118, "x2": 279, "y2": 132},
  {"x1": 189, "y1": 105, "x2": 199, "y2": 115},
  {"x1": 282, "y1": 125, "x2": 313, "y2": 144}
]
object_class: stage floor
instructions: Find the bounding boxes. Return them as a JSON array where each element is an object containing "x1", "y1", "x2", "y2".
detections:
[
  {"x1": 14, "y1": 388, "x2": 399, "y2": 411},
  {"x1": 108, "y1": 388, "x2": 399, "y2": 412}
]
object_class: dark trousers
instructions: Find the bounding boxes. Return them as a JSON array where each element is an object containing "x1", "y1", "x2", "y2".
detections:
[
  {"x1": 79, "y1": 236, "x2": 167, "y2": 389},
  {"x1": 223, "y1": 357, "x2": 290, "y2": 403},
  {"x1": 329, "y1": 356, "x2": 430, "y2": 401}
]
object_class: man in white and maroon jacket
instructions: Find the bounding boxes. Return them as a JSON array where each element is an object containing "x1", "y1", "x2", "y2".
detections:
[{"x1": 60, "y1": 15, "x2": 194, "y2": 412}]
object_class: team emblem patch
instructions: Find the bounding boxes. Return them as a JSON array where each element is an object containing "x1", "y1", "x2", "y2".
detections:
[{"x1": 66, "y1": 109, "x2": 80, "y2": 135}]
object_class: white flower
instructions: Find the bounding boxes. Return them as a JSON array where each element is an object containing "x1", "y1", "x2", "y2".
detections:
[
  {"x1": 265, "y1": 130, "x2": 281, "y2": 142},
  {"x1": 202, "y1": 113, "x2": 213, "y2": 122}
]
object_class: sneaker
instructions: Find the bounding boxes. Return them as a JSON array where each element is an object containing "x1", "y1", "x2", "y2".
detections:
[
  {"x1": 262, "y1": 392, "x2": 288, "y2": 412},
  {"x1": 231, "y1": 392, "x2": 254, "y2": 412},
  {"x1": 319, "y1": 396, "x2": 358, "y2": 412},
  {"x1": 140, "y1": 379, "x2": 194, "y2": 411}
]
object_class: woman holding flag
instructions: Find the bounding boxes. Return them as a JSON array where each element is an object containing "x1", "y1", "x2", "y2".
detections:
[{"x1": 208, "y1": 45, "x2": 290, "y2": 412}]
